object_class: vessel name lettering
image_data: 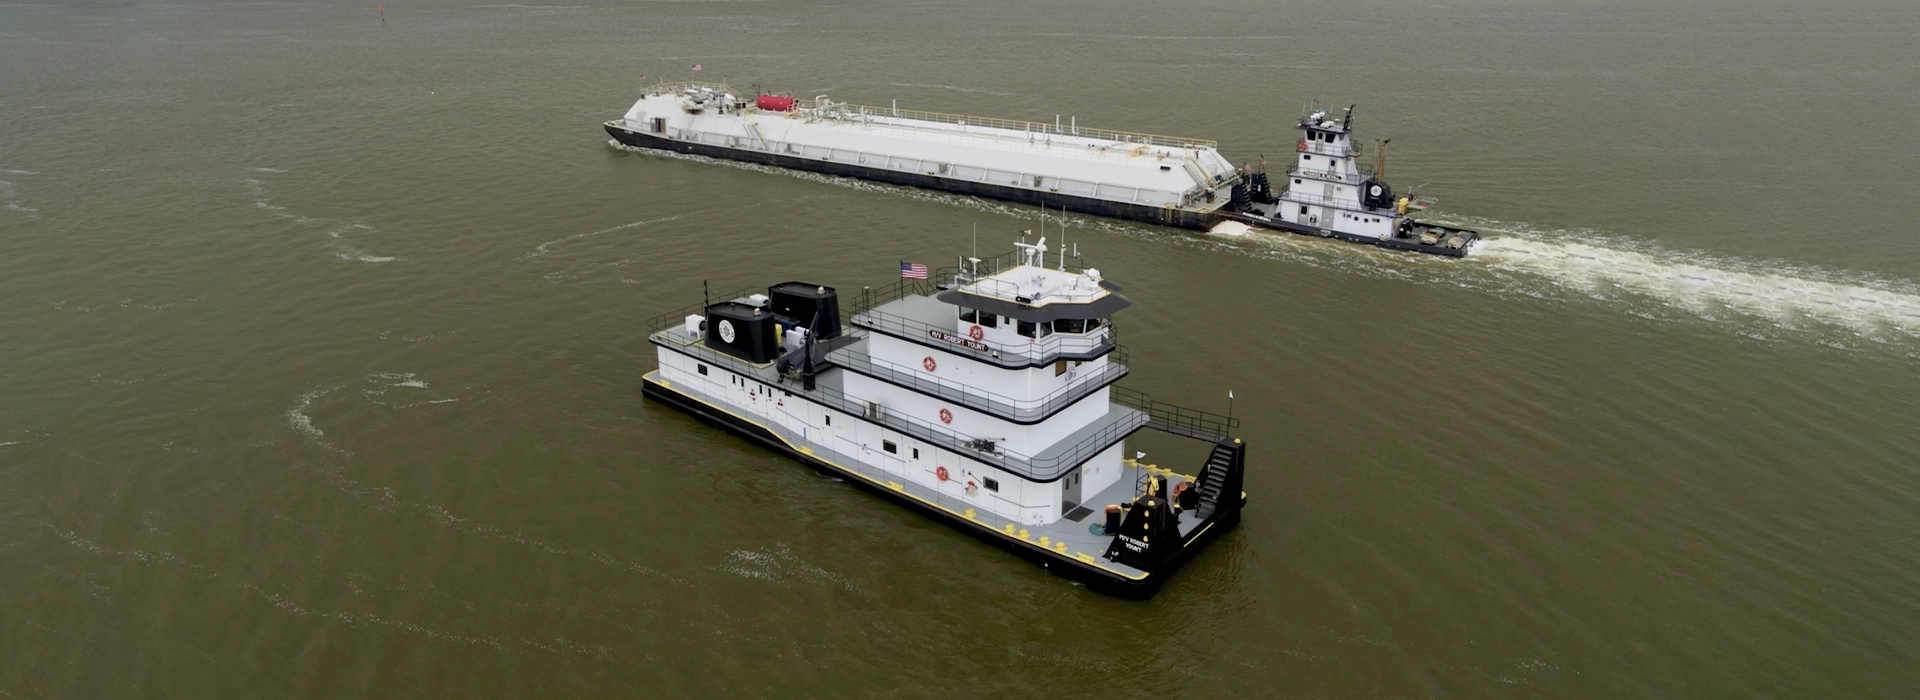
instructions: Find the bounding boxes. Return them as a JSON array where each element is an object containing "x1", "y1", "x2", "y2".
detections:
[{"x1": 927, "y1": 329, "x2": 989, "y2": 352}]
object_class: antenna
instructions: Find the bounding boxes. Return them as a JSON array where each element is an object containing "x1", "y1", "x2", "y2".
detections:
[{"x1": 1058, "y1": 205, "x2": 1067, "y2": 270}]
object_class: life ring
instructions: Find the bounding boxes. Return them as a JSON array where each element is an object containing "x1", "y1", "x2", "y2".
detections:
[
  {"x1": 968, "y1": 324, "x2": 984, "y2": 341},
  {"x1": 938, "y1": 408, "x2": 952, "y2": 424},
  {"x1": 922, "y1": 356, "x2": 937, "y2": 372},
  {"x1": 1297, "y1": 141, "x2": 1307, "y2": 152},
  {"x1": 936, "y1": 466, "x2": 949, "y2": 482}
]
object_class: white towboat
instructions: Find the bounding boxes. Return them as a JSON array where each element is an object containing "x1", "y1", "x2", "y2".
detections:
[{"x1": 640, "y1": 237, "x2": 1249, "y2": 596}]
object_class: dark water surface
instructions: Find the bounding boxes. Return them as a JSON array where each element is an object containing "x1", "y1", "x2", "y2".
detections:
[{"x1": 4, "y1": 1, "x2": 1918, "y2": 697}]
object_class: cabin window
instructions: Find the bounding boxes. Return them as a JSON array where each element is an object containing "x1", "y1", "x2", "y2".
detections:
[
  {"x1": 1299, "y1": 205, "x2": 1309, "y2": 215},
  {"x1": 978, "y1": 311, "x2": 997, "y2": 327},
  {"x1": 825, "y1": 415, "x2": 831, "y2": 426},
  {"x1": 1303, "y1": 155, "x2": 1312, "y2": 161},
  {"x1": 884, "y1": 440, "x2": 897, "y2": 454},
  {"x1": 983, "y1": 478, "x2": 999, "y2": 492},
  {"x1": 1294, "y1": 179, "x2": 1302, "y2": 185},
  {"x1": 959, "y1": 307, "x2": 977, "y2": 323},
  {"x1": 1053, "y1": 318, "x2": 1085, "y2": 334},
  {"x1": 1017, "y1": 320, "x2": 1052, "y2": 338},
  {"x1": 697, "y1": 364, "x2": 708, "y2": 376},
  {"x1": 1054, "y1": 360, "x2": 1067, "y2": 376},
  {"x1": 912, "y1": 448, "x2": 920, "y2": 460}
]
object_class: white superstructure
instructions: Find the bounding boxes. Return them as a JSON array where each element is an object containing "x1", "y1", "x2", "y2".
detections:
[{"x1": 639, "y1": 239, "x2": 1249, "y2": 595}]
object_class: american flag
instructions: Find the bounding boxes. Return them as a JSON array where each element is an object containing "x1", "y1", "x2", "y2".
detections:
[
  {"x1": 690, "y1": 63, "x2": 702, "y2": 71},
  {"x1": 899, "y1": 261, "x2": 928, "y2": 279}
]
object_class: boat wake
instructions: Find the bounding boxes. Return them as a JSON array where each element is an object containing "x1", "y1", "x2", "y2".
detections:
[
  {"x1": 1468, "y1": 225, "x2": 1920, "y2": 344},
  {"x1": 1229, "y1": 216, "x2": 1920, "y2": 351},
  {"x1": 244, "y1": 174, "x2": 397, "y2": 263}
]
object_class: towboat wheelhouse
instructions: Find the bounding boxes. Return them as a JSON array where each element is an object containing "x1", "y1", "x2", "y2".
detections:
[{"x1": 639, "y1": 238, "x2": 1248, "y2": 596}]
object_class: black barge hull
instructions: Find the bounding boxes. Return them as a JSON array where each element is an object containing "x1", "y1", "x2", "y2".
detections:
[{"x1": 640, "y1": 374, "x2": 1241, "y2": 598}]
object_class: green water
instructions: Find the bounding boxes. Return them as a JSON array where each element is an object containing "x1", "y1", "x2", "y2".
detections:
[{"x1": 3, "y1": 0, "x2": 1917, "y2": 696}]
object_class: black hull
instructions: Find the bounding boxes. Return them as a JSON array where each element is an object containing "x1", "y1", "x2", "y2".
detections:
[
  {"x1": 640, "y1": 374, "x2": 1239, "y2": 599},
  {"x1": 605, "y1": 122, "x2": 1216, "y2": 230},
  {"x1": 1219, "y1": 211, "x2": 1477, "y2": 258}
]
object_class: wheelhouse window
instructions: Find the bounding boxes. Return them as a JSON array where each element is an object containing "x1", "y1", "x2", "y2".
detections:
[
  {"x1": 1016, "y1": 320, "x2": 1053, "y2": 339},
  {"x1": 978, "y1": 311, "x2": 998, "y2": 327},
  {"x1": 1086, "y1": 317, "x2": 1103, "y2": 330},
  {"x1": 958, "y1": 307, "x2": 977, "y2": 323},
  {"x1": 1052, "y1": 318, "x2": 1086, "y2": 334}
]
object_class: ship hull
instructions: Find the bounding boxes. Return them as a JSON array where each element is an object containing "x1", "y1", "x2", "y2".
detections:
[
  {"x1": 640, "y1": 373, "x2": 1240, "y2": 599},
  {"x1": 1222, "y1": 211, "x2": 1476, "y2": 258},
  {"x1": 605, "y1": 122, "x2": 1217, "y2": 231}
]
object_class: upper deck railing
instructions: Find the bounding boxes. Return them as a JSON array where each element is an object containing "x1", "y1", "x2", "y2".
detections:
[
  {"x1": 643, "y1": 80, "x2": 741, "y2": 97},
  {"x1": 805, "y1": 100, "x2": 1217, "y2": 151},
  {"x1": 1298, "y1": 140, "x2": 1358, "y2": 159},
  {"x1": 848, "y1": 277, "x2": 1116, "y2": 368}
]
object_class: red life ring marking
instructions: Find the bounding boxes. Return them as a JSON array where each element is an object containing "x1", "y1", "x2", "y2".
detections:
[
  {"x1": 938, "y1": 408, "x2": 952, "y2": 424},
  {"x1": 936, "y1": 466, "x2": 950, "y2": 482},
  {"x1": 1297, "y1": 141, "x2": 1307, "y2": 152},
  {"x1": 968, "y1": 324, "x2": 984, "y2": 341},
  {"x1": 922, "y1": 356, "x2": 937, "y2": 372}
]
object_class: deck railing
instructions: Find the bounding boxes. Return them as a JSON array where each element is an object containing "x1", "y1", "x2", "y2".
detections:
[
  {"x1": 805, "y1": 99, "x2": 1216, "y2": 151},
  {"x1": 828, "y1": 346, "x2": 1129, "y2": 423}
]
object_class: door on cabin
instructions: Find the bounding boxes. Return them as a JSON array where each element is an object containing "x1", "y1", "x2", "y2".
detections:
[{"x1": 1061, "y1": 469, "x2": 1082, "y2": 513}]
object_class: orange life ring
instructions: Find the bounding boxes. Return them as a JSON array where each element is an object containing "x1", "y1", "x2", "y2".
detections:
[
  {"x1": 1297, "y1": 141, "x2": 1307, "y2": 152},
  {"x1": 938, "y1": 408, "x2": 952, "y2": 424},
  {"x1": 968, "y1": 324, "x2": 984, "y2": 341},
  {"x1": 922, "y1": 356, "x2": 937, "y2": 372},
  {"x1": 936, "y1": 466, "x2": 950, "y2": 482}
]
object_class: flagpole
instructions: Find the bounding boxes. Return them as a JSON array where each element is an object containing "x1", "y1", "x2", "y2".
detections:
[{"x1": 1227, "y1": 390, "x2": 1235, "y2": 434}]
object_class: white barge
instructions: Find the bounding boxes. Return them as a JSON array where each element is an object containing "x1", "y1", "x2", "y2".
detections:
[
  {"x1": 605, "y1": 82, "x2": 1478, "y2": 256},
  {"x1": 640, "y1": 238, "x2": 1248, "y2": 596}
]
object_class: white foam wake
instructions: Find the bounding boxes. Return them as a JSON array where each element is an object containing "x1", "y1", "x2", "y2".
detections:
[
  {"x1": 245, "y1": 175, "x2": 396, "y2": 263},
  {"x1": 1462, "y1": 223, "x2": 1920, "y2": 345}
]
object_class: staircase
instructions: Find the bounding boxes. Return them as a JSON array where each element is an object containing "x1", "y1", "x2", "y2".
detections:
[{"x1": 1194, "y1": 439, "x2": 1246, "y2": 518}]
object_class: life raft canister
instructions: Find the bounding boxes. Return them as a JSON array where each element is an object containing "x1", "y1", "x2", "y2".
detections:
[{"x1": 755, "y1": 94, "x2": 796, "y2": 111}]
